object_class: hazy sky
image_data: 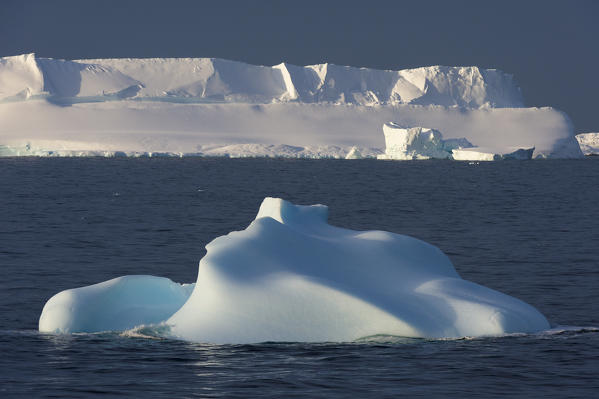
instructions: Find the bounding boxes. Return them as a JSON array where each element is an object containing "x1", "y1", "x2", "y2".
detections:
[{"x1": 1, "y1": 0, "x2": 597, "y2": 132}]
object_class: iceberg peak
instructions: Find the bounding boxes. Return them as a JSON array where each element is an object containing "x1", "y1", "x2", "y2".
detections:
[{"x1": 256, "y1": 197, "x2": 329, "y2": 226}]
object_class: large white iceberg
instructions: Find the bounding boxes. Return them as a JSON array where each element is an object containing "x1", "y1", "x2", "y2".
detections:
[
  {"x1": 0, "y1": 54, "x2": 582, "y2": 159},
  {"x1": 39, "y1": 198, "x2": 550, "y2": 343}
]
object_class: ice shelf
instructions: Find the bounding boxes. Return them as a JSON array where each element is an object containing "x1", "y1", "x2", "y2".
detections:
[{"x1": 0, "y1": 54, "x2": 584, "y2": 159}]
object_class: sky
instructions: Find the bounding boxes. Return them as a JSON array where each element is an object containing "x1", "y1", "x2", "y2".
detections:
[{"x1": 1, "y1": 0, "x2": 597, "y2": 132}]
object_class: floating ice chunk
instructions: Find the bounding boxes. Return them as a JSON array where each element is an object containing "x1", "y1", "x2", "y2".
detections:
[
  {"x1": 376, "y1": 122, "x2": 472, "y2": 160},
  {"x1": 575, "y1": 133, "x2": 599, "y2": 155},
  {"x1": 377, "y1": 123, "x2": 448, "y2": 160},
  {"x1": 452, "y1": 146, "x2": 535, "y2": 161},
  {"x1": 0, "y1": 54, "x2": 523, "y2": 107},
  {"x1": 38, "y1": 198, "x2": 550, "y2": 342},
  {"x1": 39, "y1": 276, "x2": 194, "y2": 333},
  {"x1": 165, "y1": 198, "x2": 550, "y2": 343}
]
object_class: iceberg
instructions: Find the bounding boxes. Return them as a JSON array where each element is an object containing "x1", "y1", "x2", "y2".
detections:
[
  {"x1": 575, "y1": 133, "x2": 599, "y2": 155},
  {"x1": 0, "y1": 54, "x2": 582, "y2": 159},
  {"x1": 451, "y1": 146, "x2": 535, "y2": 161},
  {"x1": 1, "y1": 54, "x2": 523, "y2": 107},
  {"x1": 39, "y1": 198, "x2": 550, "y2": 343},
  {"x1": 376, "y1": 122, "x2": 472, "y2": 160},
  {"x1": 345, "y1": 146, "x2": 367, "y2": 159}
]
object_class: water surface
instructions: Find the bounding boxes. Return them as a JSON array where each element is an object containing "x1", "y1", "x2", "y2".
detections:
[{"x1": 1, "y1": 158, "x2": 598, "y2": 397}]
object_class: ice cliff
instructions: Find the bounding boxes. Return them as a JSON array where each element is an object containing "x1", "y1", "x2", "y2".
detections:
[
  {"x1": 376, "y1": 122, "x2": 473, "y2": 160},
  {"x1": 39, "y1": 198, "x2": 550, "y2": 343},
  {"x1": 0, "y1": 54, "x2": 583, "y2": 158},
  {"x1": 1, "y1": 53, "x2": 523, "y2": 107}
]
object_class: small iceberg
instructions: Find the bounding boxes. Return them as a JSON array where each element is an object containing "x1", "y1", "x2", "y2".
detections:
[
  {"x1": 377, "y1": 122, "x2": 472, "y2": 160},
  {"x1": 452, "y1": 146, "x2": 535, "y2": 161},
  {"x1": 39, "y1": 198, "x2": 550, "y2": 343},
  {"x1": 345, "y1": 146, "x2": 364, "y2": 159},
  {"x1": 575, "y1": 133, "x2": 599, "y2": 156}
]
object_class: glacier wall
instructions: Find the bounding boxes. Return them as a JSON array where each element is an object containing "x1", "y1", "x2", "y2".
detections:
[{"x1": 1, "y1": 53, "x2": 524, "y2": 107}]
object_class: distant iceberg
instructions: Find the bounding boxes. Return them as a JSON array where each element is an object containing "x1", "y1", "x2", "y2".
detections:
[
  {"x1": 377, "y1": 122, "x2": 472, "y2": 160},
  {"x1": 575, "y1": 133, "x2": 599, "y2": 156},
  {"x1": 40, "y1": 198, "x2": 550, "y2": 343},
  {"x1": 0, "y1": 54, "x2": 583, "y2": 159},
  {"x1": 1, "y1": 53, "x2": 524, "y2": 107},
  {"x1": 451, "y1": 147, "x2": 535, "y2": 161}
]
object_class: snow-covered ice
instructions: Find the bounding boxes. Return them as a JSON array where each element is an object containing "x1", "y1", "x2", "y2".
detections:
[
  {"x1": 0, "y1": 54, "x2": 583, "y2": 159},
  {"x1": 39, "y1": 198, "x2": 550, "y2": 343},
  {"x1": 575, "y1": 133, "x2": 599, "y2": 155}
]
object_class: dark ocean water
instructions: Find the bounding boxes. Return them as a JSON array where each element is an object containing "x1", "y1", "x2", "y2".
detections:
[{"x1": 1, "y1": 157, "x2": 598, "y2": 398}]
